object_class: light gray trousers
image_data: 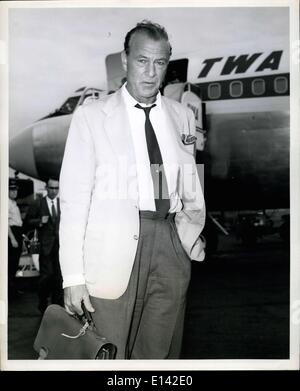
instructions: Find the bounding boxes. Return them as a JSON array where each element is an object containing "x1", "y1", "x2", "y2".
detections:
[{"x1": 90, "y1": 211, "x2": 191, "y2": 359}]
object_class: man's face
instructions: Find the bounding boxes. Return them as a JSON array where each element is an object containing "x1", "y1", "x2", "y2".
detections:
[
  {"x1": 122, "y1": 33, "x2": 170, "y2": 104},
  {"x1": 46, "y1": 179, "x2": 59, "y2": 200}
]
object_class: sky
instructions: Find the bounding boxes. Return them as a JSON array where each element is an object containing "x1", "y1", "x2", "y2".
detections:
[{"x1": 8, "y1": 5, "x2": 290, "y2": 138}]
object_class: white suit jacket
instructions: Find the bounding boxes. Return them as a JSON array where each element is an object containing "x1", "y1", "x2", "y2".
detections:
[{"x1": 59, "y1": 88, "x2": 205, "y2": 299}]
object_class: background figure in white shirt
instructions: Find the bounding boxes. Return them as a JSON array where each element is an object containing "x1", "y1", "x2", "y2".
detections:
[
  {"x1": 25, "y1": 178, "x2": 63, "y2": 313},
  {"x1": 8, "y1": 178, "x2": 24, "y2": 299}
]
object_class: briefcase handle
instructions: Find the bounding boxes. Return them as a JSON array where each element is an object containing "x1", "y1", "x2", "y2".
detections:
[{"x1": 80, "y1": 302, "x2": 96, "y2": 329}]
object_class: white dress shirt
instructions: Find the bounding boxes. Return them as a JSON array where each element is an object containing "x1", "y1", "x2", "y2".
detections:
[
  {"x1": 122, "y1": 84, "x2": 182, "y2": 213},
  {"x1": 9, "y1": 199, "x2": 23, "y2": 227},
  {"x1": 46, "y1": 196, "x2": 58, "y2": 217}
]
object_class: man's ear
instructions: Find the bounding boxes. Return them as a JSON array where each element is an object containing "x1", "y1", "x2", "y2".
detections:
[{"x1": 121, "y1": 51, "x2": 127, "y2": 72}]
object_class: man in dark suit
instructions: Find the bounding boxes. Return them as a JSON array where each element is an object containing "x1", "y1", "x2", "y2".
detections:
[{"x1": 26, "y1": 178, "x2": 63, "y2": 313}]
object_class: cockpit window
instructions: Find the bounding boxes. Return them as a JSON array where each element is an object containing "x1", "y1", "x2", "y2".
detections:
[
  {"x1": 38, "y1": 88, "x2": 104, "y2": 121},
  {"x1": 58, "y1": 96, "x2": 81, "y2": 114}
]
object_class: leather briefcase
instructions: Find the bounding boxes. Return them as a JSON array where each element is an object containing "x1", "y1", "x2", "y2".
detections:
[{"x1": 33, "y1": 304, "x2": 117, "y2": 359}]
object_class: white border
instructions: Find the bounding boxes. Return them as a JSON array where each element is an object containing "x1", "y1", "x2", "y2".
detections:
[{"x1": 0, "y1": 0, "x2": 299, "y2": 371}]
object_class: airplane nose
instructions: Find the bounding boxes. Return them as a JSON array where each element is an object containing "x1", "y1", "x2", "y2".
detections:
[{"x1": 9, "y1": 125, "x2": 39, "y2": 179}]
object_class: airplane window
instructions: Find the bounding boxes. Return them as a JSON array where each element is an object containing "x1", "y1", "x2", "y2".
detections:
[
  {"x1": 252, "y1": 79, "x2": 266, "y2": 96},
  {"x1": 208, "y1": 83, "x2": 221, "y2": 99},
  {"x1": 230, "y1": 81, "x2": 243, "y2": 98},
  {"x1": 274, "y1": 77, "x2": 288, "y2": 94}
]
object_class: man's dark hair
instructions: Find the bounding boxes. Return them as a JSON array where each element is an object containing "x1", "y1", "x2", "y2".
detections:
[
  {"x1": 46, "y1": 178, "x2": 59, "y2": 186},
  {"x1": 124, "y1": 20, "x2": 172, "y2": 56}
]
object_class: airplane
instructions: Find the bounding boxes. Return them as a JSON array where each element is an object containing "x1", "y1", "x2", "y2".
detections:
[{"x1": 9, "y1": 47, "x2": 290, "y2": 219}]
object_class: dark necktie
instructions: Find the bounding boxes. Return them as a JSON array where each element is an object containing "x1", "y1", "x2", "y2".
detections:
[
  {"x1": 135, "y1": 103, "x2": 170, "y2": 215},
  {"x1": 51, "y1": 200, "x2": 57, "y2": 222}
]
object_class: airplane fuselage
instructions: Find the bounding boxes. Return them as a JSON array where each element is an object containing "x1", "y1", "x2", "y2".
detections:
[{"x1": 9, "y1": 49, "x2": 290, "y2": 210}]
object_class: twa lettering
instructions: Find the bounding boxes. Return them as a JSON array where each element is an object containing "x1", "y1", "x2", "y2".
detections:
[{"x1": 198, "y1": 51, "x2": 283, "y2": 78}]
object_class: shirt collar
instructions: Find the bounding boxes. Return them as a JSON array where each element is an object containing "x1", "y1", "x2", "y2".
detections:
[
  {"x1": 46, "y1": 196, "x2": 57, "y2": 203},
  {"x1": 121, "y1": 83, "x2": 162, "y2": 110}
]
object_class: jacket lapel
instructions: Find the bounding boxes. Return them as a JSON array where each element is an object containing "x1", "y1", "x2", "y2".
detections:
[
  {"x1": 55, "y1": 198, "x2": 60, "y2": 225},
  {"x1": 41, "y1": 197, "x2": 53, "y2": 226},
  {"x1": 42, "y1": 197, "x2": 50, "y2": 216},
  {"x1": 102, "y1": 90, "x2": 136, "y2": 167}
]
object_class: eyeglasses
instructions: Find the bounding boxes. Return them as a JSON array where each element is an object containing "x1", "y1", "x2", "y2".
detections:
[{"x1": 48, "y1": 187, "x2": 59, "y2": 190}]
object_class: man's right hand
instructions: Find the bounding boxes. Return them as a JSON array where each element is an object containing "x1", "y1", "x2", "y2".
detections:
[{"x1": 64, "y1": 284, "x2": 95, "y2": 316}]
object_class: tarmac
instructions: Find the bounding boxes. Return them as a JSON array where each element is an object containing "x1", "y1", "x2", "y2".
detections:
[{"x1": 7, "y1": 233, "x2": 290, "y2": 360}]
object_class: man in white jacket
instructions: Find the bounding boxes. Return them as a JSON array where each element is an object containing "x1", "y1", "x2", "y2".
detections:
[{"x1": 59, "y1": 20, "x2": 205, "y2": 359}]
